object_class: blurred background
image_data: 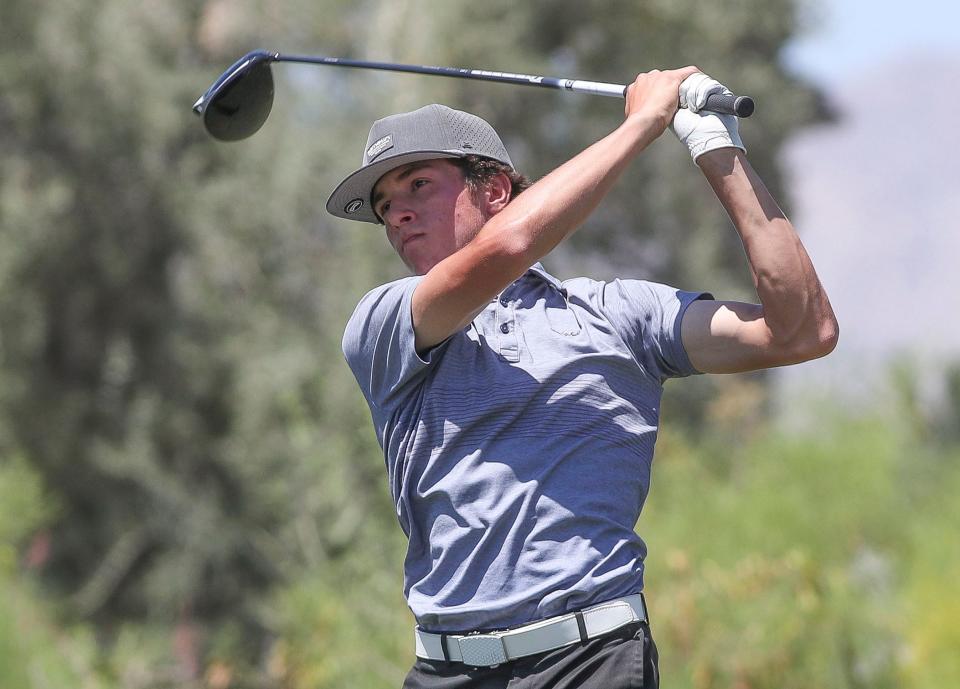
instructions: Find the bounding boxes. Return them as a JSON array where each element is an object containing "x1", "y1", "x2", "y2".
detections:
[{"x1": 1, "y1": 1, "x2": 957, "y2": 687}]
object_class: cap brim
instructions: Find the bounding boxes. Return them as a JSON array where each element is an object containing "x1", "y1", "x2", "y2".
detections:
[{"x1": 326, "y1": 150, "x2": 465, "y2": 224}]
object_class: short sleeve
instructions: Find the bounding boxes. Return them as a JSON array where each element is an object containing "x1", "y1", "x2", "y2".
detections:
[
  {"x1": 342, "y1": 276, "x2": 443, "y2": 410},
  {"x1": 600, "y1": 279, "x2": 712, "y2": 381}
]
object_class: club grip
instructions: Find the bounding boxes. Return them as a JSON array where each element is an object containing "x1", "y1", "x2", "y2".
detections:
[{"x1": 703, "y1": 92, "x2": 754, "y2": 118}]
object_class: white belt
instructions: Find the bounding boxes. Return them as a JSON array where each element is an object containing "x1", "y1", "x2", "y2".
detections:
[{"x1": 414, "y1": 594, "x2": 647, "y2": 667}]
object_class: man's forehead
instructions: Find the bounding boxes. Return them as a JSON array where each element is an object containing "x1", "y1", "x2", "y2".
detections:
[{"x1": 372, "y1": 159, "x2": 457, "y2": 199}]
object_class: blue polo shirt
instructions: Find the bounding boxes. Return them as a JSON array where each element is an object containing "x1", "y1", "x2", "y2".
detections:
[{"x1": 342, "y1": 264, "x2": 709, "y2": 633}]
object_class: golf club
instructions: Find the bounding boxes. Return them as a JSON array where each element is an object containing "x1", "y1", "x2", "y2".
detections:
[{"x1": 192, "y1": 50, "x2": 756, "y2": 142}]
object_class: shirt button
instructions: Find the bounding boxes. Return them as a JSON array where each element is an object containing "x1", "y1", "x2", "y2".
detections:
[
  {"x1": 500, "y1": 297, "x2": 508, "y2": 306},
  {"x1": 500, "y1": 323, "x2": 509, "y2": 334}
]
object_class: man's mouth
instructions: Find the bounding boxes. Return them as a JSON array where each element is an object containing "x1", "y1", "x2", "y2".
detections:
[{"x1": 401, "y1": 234, "x2": 424, "y2": 249}]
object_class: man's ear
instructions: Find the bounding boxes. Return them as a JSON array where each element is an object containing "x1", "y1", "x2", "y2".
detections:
[{"x1": 483, "y1": 171, "x2": 513, "y2": 215}]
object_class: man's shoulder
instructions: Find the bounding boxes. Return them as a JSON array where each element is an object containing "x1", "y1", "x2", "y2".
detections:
[
  {"x1": 355, "y1": 275, "x2": 421, "y2": 307},
  {"x1": 342, "y1": 275, "x2": 422, "y2": 357},
  {"x1": 348, "y1": 275, "x2": 422, "y2": 323}
]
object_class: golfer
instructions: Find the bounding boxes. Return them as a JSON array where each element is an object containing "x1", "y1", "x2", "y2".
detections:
[{"x1": 329, "y1": 67, "x2": 837, "y2": 688}]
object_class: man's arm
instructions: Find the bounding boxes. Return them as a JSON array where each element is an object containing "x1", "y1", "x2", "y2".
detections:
[
  {"x1": 411, "y1": 67, "x2": 701, "y2": 353},
  {"x1": 680, "y1": 148, "x2": 839, "y2": 373}
]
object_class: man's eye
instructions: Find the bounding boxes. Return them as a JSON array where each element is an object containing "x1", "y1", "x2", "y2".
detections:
[
  {"x1": 380, "y1": 201, "x2": 391, "y2": 215},
  {"x1": 413, "y1": 179, "x2": 428, "y2": 189}
]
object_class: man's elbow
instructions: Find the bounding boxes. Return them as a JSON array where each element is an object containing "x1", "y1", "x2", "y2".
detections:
[
  {"x1": 794, "y1": 316, "x2": 840, "y2": 363},
  {"x1": 472, "y1": 213, "x2": 536, "y2": 265},
  {"x1": 820, "y1": 316, "x2": 840, "y2": 355}
]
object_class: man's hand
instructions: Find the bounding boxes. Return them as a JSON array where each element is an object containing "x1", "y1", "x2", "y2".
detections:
[
  {"x1": 623, "y1": 66, "x2": 702, "y2": 138},
  {"x1": 671, "y1": 73, "x2": 745, "y2": 162}
]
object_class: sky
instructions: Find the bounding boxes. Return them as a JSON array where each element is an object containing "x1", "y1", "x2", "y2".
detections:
[
  {"x1": 773, "y1": 1, "x2": 960, "y2": 408},
  {"x1": 781, "y1": 0, "x2": 960, "y2": 85}
]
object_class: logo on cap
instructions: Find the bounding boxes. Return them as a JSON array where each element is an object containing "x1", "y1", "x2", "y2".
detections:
[
  {"x1": 366, "y1": 134, "x2": 394, "y2": 161},
  {"x1": 345, "y1": 199, "x2": 364, "y2": 214}
]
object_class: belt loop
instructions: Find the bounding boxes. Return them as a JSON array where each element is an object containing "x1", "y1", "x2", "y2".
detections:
[
  {"x1": 574, "y1": 611, "x2": 588, "y2": 643},
  {"x1": 640, "y1": 592, "x2": 649, "y2": 624},
  {"x1": 440, "y1": 633, "x2": 451, "y2": 662}
]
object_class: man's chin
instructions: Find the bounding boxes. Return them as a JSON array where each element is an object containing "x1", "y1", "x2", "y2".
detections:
[
  {"x1": 405, "y1": 257, "x2": 431, "y2": 276},
  {"x1": 405, "y1": 253, "x2": 438, "y2": 276}
]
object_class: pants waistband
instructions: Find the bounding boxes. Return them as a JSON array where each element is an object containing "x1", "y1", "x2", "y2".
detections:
[{"x1": 414, "y1": 593, "x2": 648, "y2": 667}]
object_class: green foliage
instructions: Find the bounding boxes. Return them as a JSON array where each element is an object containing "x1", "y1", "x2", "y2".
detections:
[
  {"x1": 0, "y1": 457, "x2": 108, "y2": 687},
  {"x1": 0, "y1": 457, "x2": 56, "y2": 560},
  {"x1": 0, "y1": 0, "x2": 339, "y2": 632},
  {"x1": 642, "y1": 418, "x2": 902, "y2": 688},
  {"x1": 0, "y1": 583, "x2": 107, "y2": 689},
  {"x1": 897, "y1": 446, "x2": 960, "y2": 688},
  {"x1": 269, "y1": 540, "x2": 411, "y2": 689}
]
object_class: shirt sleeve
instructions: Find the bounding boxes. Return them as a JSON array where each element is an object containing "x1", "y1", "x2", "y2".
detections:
[
  {"x1": 600, "y1": 278, "x2": 713, "y2": 381},
  {"x1": 342, "y1": 276, "x2": 444, "y2": 411}
]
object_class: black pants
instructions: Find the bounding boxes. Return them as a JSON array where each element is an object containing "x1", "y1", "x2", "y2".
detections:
[{"x1": 403, "y1": 622, "x2": 659, "y2": 689}]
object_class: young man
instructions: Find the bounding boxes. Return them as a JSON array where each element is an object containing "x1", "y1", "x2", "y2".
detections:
[{"x1": 328, "y1": 68, "x2": 838, "y2": 688}]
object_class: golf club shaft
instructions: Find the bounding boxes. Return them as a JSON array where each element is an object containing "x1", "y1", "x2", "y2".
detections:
[
  {"x1": 281, "y1": 53, "x2": 625, "y2": 97},
  {"x1": 275, "y1": 53, "x2": 755, "y2": 117}
]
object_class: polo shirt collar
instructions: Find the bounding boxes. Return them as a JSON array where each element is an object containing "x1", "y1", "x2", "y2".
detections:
[{"x1": 526, "y1": 263, "x2": 564, "y2": 292}]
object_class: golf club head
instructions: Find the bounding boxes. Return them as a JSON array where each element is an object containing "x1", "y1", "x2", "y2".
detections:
[{"x1": 193, "y1": 50, "x2": 278, "y2": 141}]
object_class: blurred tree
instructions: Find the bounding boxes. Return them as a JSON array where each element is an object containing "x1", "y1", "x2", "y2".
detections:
[
  {"x1": 0, "y1": 0, "x2": 379, "y2": 662},
  {"x1": 0, "y1": 0, "x2": 833, "y2": 684}
]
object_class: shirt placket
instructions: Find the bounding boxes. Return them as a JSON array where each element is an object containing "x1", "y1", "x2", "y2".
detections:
[{"x1": 495, "y1": 292, "x2": 520, "y2": 362}]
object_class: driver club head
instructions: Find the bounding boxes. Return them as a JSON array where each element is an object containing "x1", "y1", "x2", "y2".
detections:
[{"x1": 193, "y1": 50, "x2": 278, "y2": 141}]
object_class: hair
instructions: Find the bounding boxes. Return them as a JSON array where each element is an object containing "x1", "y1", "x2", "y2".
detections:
[{"x1": 451, "y1": 155, "x2": 532, "y2": 204}]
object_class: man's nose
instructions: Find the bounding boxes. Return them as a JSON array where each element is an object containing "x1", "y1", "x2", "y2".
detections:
[{"x1": 385, "y1": 203, "x2": 414, "y2": 226}]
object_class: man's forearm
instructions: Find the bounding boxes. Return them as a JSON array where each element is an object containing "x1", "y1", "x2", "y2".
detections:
[
  {"x1": 698, "y1": 149, "x2": 838, "y2": 354},
  {"x1": 466, "y1": 67, "x2": 702, "y2": 274}
]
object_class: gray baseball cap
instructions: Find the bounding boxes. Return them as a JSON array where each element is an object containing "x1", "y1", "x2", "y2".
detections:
[{"x1": 326, "y1": 104, "x2": 513, "y2": 224}]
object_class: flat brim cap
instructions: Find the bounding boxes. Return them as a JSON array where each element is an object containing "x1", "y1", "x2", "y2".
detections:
[{"x1": 326, "y1": 104, "x2": 513, "y2": 224}]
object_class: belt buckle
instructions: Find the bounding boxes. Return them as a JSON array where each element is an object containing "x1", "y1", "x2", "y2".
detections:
[{"x1": 457, "y1": 634, "x2": 508, "y2": 667}]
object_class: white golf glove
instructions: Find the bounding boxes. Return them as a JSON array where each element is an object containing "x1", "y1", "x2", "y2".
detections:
[{"x1": 671, "y1": 72, "x2": 745, "y2": 163}]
